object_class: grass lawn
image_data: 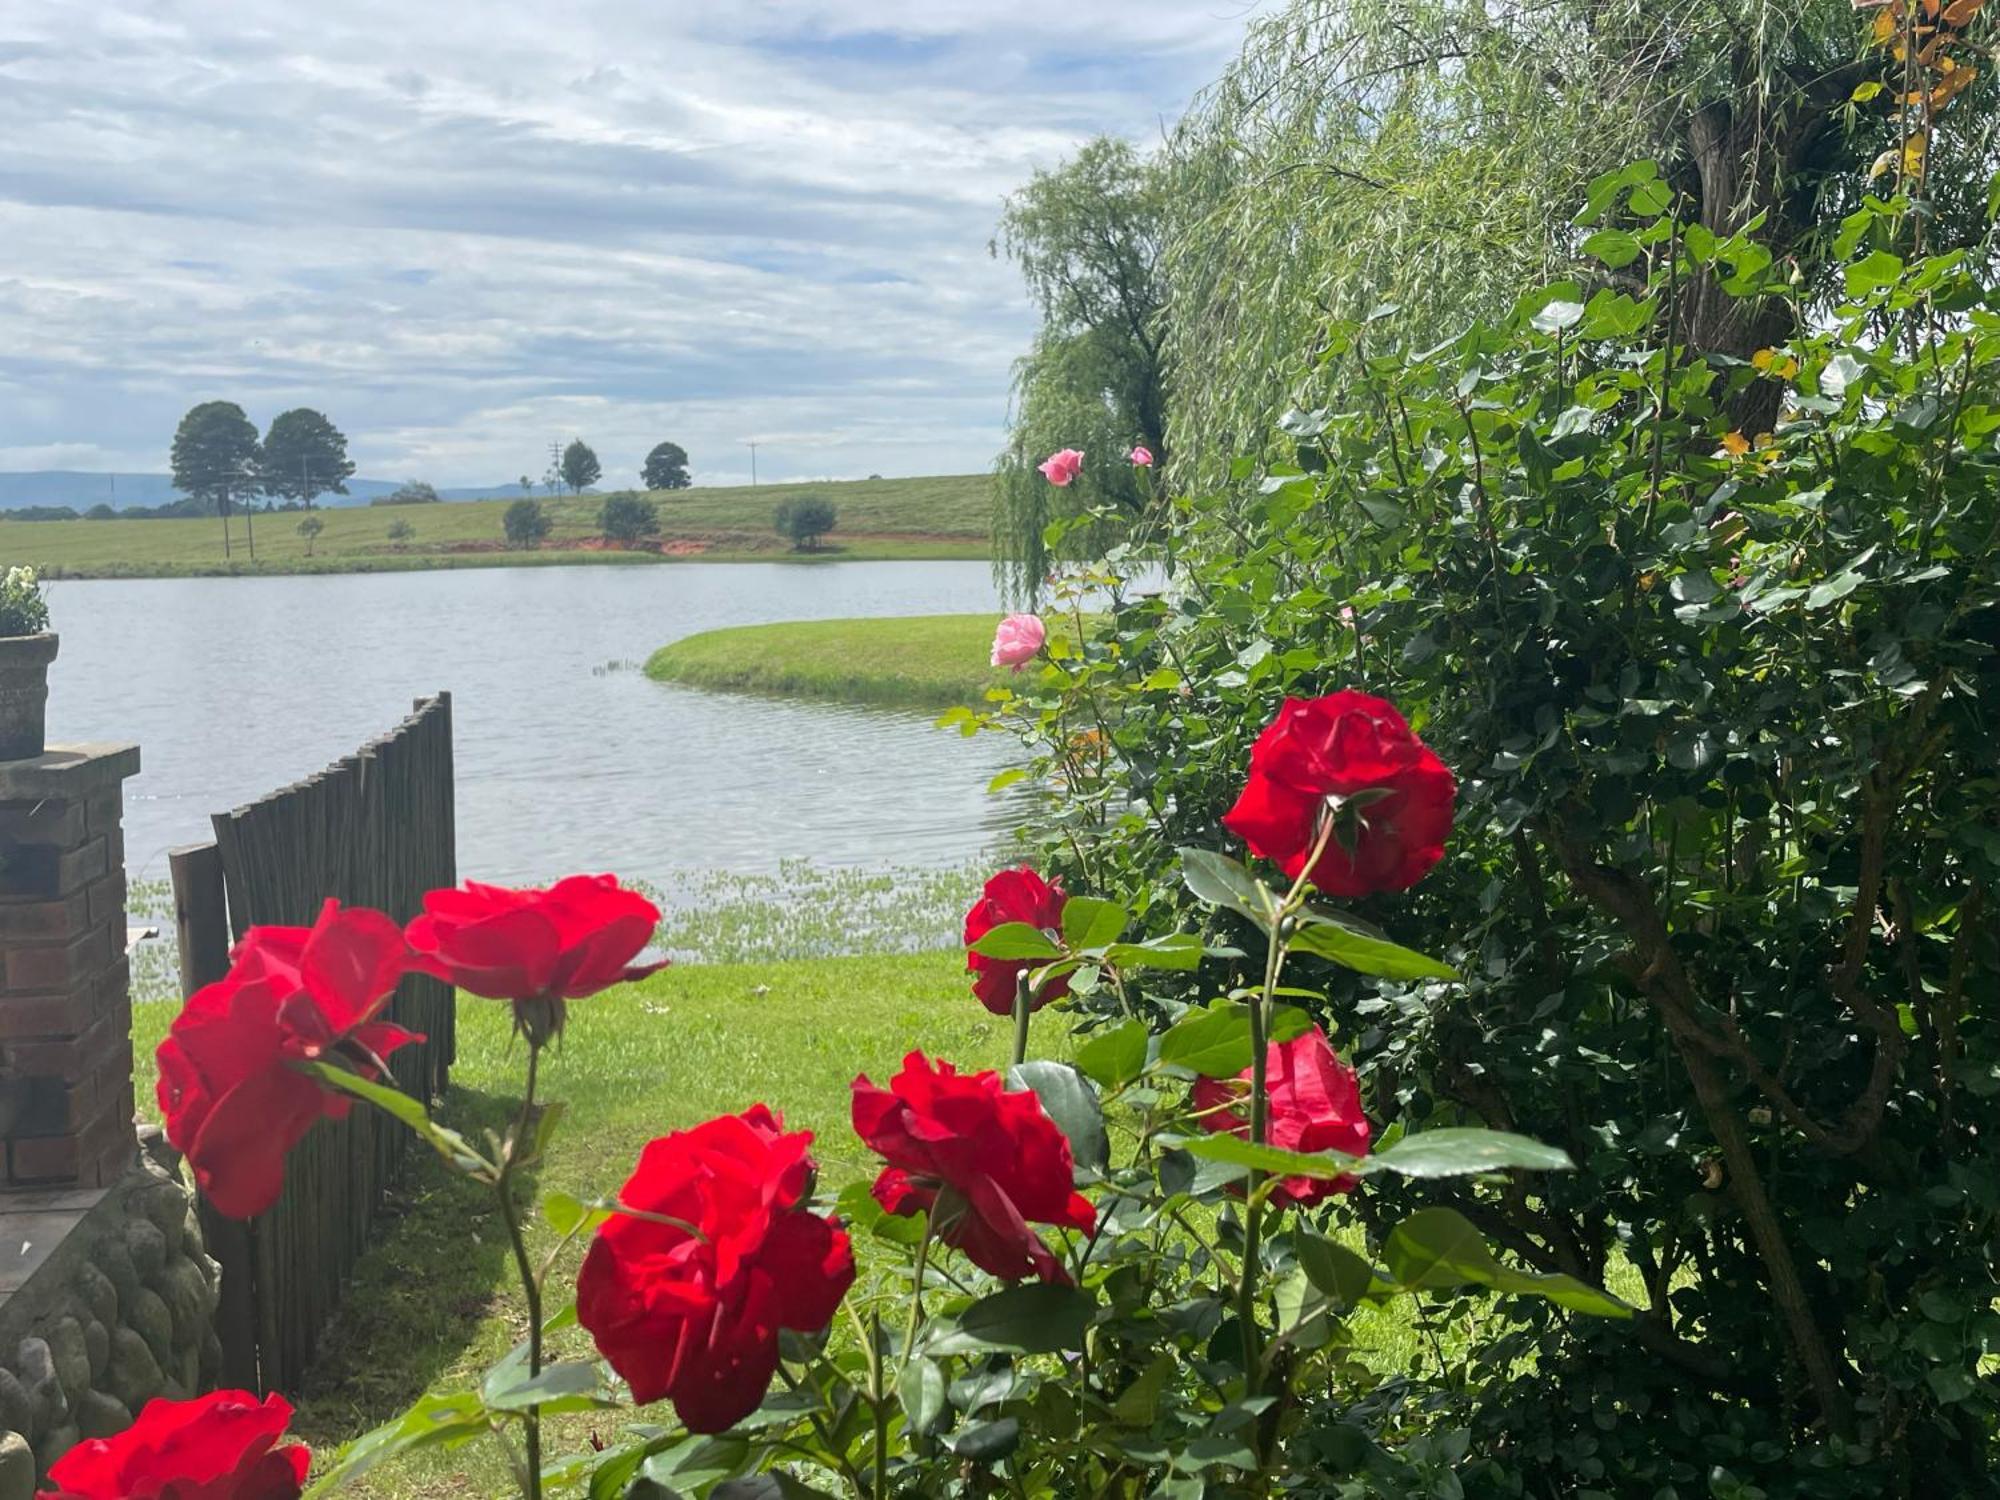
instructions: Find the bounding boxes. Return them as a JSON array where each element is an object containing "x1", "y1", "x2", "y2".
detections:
[
  {"x1": 646, "y1": 614, "x2": 1033, "y2": 709},
  {"x1": 2, "y1": 474, "x2": 991, "y2": 579}
]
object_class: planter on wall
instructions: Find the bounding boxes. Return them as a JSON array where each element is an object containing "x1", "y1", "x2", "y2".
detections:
[{"x1": 0, "y1": 633, "x2": 58, "y2": 761}]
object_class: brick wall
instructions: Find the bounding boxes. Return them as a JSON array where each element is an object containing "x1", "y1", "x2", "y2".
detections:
[{"x1": 0, "y1": 748, "x2": 139, "y2": 1189}]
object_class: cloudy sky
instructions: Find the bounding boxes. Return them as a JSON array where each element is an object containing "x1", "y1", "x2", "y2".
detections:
[{"x1": 0, "y1": 2, "x2": 1262, "y2": 488}]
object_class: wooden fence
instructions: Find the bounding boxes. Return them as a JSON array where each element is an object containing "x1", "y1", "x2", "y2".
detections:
[{"x1": 170, "y1": 693, "x2": 457, "y2": 1394}]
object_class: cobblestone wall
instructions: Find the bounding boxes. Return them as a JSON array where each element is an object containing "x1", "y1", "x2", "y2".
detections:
[{"x1": 0, "y1": 1131, "x2": 221, "y2": 1495}]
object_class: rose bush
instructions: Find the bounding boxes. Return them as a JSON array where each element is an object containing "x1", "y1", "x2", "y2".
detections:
[{"x1": 125, "y1": 664, "x2": 1636, "y2": 1500}]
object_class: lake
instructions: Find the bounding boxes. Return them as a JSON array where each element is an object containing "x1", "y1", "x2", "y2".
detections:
[{"x1": 45, "y1": 562, "x2": 1017, "y2": 897}]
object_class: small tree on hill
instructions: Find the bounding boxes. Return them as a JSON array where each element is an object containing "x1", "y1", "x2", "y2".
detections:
[
  {"x1": 504, "y1": 498, "x2": 551, "y2": 549},
  {"x1": 374, "y1": 481, "x2": 440, "y2": 505},
  {"x1": 170, "y1": 400, "x2": 262, "y2": 559},
  {"x1": 562, "y1": 439, "x2": 602, "y2": 494},
  {"x1": 259, "y1": 408, "x2": 356, "y2": 509},
  {"x1": 601, "y1": 493, "x2": 659, "y2": 546},
  {"x1": 296, "y1": 515, "x2": 325, "y2": 556},
  {"x1": 642, "y1": 441, "x2": 691, "y2": 491},
  {"x1": 386, "y1": 517, "x2": 416, "y2": 550},
  {"x1": 774, "y1": 497, "x2": 837, "y2": 552}
]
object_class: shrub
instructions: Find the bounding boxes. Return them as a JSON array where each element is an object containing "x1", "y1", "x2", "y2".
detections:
[
  {"x1": 969, "y1": 190, "x2": 2000, "y2": 1490},
  {"x1": 385, "y1": 518, "x2": 416, "y2": 549},
  {"x1": 600, "y1": 493, "x2": 659, "y2": 545},
  {"x1": 502, "y1": 498, "x2": 551, "y2": 549},
  {"x1": 295, "y1": 515, "x2": 325, "y2": 557},
  {"x1": 372, "y1": 481, "x2": 440, "y2": 505},
  {"x1": 0, "y1": 566, "x2": 49, "y2": 636},
  {"x1": 5, "y1": 505, "x2": 79, "y2": 522},
  {"x1": 774, "y1": 496, "x2": 836, "y2": 551}
]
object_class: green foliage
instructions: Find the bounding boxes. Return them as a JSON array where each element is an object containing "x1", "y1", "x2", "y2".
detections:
[
  {"x1": 295, "y1": 515, "x2": 324, "y2": 556},
  {"x1": 562, "y1": 439, "x2": 603, "y2": 495},
  {"x1": 600, "y1": 493, "x2": 659, "y2": 545},
  {"x1": 1158, "y1": 0, "x2": 2000, "y2": 490},
  {"x1": 0, "y1": 565, "x2": 49, "y2": 636},
  {"x1": 503, "y1": 498, "x2": 551, "y2": 549},
  {"x1": 169, "y1": 400, "x2": 261, "y2": 557},
  {"x1": 981, "y1": 199, "x2": 2000, "y2": 1489},
  {"x1": 260, "y1": 408, "x2": 356, "y2": 508},
  {"x1": 385, "y1": 517, "x2": 416, "y2": 548},
  {"x1": 993, "y1": 136, "x2": 1168, "y2": 600},
  {"x1": 773, "y1": 496, "x2": 836, "y2": 551},
  {"x1": 642, "y1": 441, "x2": 691, "y2": 491}
]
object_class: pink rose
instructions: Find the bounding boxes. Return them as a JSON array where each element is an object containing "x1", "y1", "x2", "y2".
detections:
[
  {"x1": 1037, "y1": 449, "x2": 1084, "y2": 487},
  {"x1": 1129, "y1": 445, "x2": 1154, "y2": 468},
  {"x1": 990, "y1": 614, "x2": 1047, "y2": 670}
]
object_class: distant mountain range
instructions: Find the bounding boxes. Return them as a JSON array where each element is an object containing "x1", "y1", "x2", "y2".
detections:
[{"x1": 0, "y1": 471, "x2": 535, "y2": 511}]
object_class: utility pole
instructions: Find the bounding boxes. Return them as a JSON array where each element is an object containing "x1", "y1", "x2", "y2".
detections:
[{"x1": 745, "y1": 440, "x2": 759, "y2": 486}]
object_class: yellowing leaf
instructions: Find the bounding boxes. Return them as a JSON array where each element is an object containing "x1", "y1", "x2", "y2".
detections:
[
  {"x1": 1874, "y1": 5, "x2": 1902, "y2": 41},
  {"x1": 1720, "y1": 430, "x2": 1751, "y2": 456},
  {"x1": 1944, "y1": 0, "x2": 1983, "y2": 24},
  {"x1": 1852, "y1": 79, "x2": 1886, "y2": 102},
  {"x1": 1932, "y1": 63, "x2": 1977, "y2": 106},
  {"x1": 1750, "y1": 349, "x2": 1799, "y2": 379},
  {"x1": 1870, "y1": 147, "x2": 1901, "y2": 179}
]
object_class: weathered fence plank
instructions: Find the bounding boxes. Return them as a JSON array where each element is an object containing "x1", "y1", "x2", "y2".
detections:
[{"x1": 168, "y1": 692, "x2": 456, "y2": 1395}]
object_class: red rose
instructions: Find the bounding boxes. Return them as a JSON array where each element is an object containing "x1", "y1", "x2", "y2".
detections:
[
  {"x1": 1221, "y1": 692, "x2": 1456, "y2": 898},
  {"x1": 964, "y1": 867, "x2": 1069, "y2": 1017},
  {"x1": 577, "y1": 1107, "x2": 854, "y2": 1434},
  {"x1": 405, "y1": 875, "x2": 666, "y2": 1005},
  {"x1": 1192, "y1": 1027, "x2": 1371, "y2": 1205},
  {"x1": 851, "y1": 1053, "x2": 1095, "y2": 1284},
  {"x1": 37, "y1": 1389, "x2": 308, "y2": 1499},
  {"x1": 157, "y1": 901, "x2": 421, "y2": 1219}
]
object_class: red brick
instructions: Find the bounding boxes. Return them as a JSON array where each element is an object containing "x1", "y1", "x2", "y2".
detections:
[
  {"x1": 0, "y1": 798, "x2": 84, "y2": 846},
  {"x1": 0, "y1": 990, "x2": 97, "y2": 1036},
  {"x1": 52, "y1": 838, "x2": 108, "y2": 896},
  {"x1": 0, "y1": 891, "x2": 87, "y2": 942},
  {"x1": 1, "y1": 1016, "x2": 110, "y2": 1077},
  {"x1": 84, "y1": 873, "x2": 126, "y2": 930},
  {"x1": 10, "y1": 1132, "x2": 79, "y2": 1183},
  {"x1": 3, "y1": 922, "x2": 113, "y2": 994}
]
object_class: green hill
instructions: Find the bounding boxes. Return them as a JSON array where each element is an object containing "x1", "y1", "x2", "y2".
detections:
[{"x1": 0, "y1": 474, "x2": 991, "y2": 578}]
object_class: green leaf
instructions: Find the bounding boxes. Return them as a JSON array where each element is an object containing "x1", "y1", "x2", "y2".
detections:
[
  {"x1": 1289, "y1": 909, "x2": 1458, "y2": 980},
  {"x1": 302, "y1": 1391, "x2": 490, "y2": 1497},
  {"x1": 1179, "y1": 847, "x2": 1280, "y2": 927},
  {"x1": 1383, "y1": 1207, "x2": 1632, "y2": 1317},
  {"x1": 967, "y1": 921, "x2": 1060, "y2": 960},
  {"x1": 1294, "y1": 1231, "x2": 1393, "y2": 1306},
  {"x1": 1365, "y1": 1128, "x2": 1573, "y2": 1178},
  {"x1": 1177, "y1": 1132, "x2": 1360, "y2": 1183},
  {"x1": 1062, "y1": 896, "x2": 1128, "y2": 950},
  {"x1": 1006, "y1": 1061, "x2": 1109, "y2": 1174},
  {"x1": 483, "y1": 1359, "x2": 612, "y2": 1413},
  {"x1": 1845, "y1": 249, "x2": 1905, "y2": 297},
  {"x1": 1102, "y1": 932, "x2": 1204, "y2": 971},
  {"x1": 986, "y1": 766, "x2": 1029, "y2": 794},
  {"x1": 948, "y1": 1417, "x2": 1021, "y2": 1461},
  {"x1": 926, "y1": 1284, "x2": 1096, "y2": 1355},
  {"x1": 898, "y1": 1356, "x2": 948, "y2": 1436},
  {"x1": 1075, "y1": 1019, "x2": 1150, "y2": 1090},
  {"x1": 1159, "y1": 1001, "x2": 1313, "y2": 1077},
  {"x1": 302, "y1": 1062, "x2": 490, "y2": 1175},
  {"x1": 1580, "y1": 229, "x2": 1642, "y2": 269}
]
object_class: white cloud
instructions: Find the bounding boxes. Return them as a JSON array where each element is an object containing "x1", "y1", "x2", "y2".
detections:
[{"x1": 0, "y1": 1, "x2": 1262, "y2": 485}]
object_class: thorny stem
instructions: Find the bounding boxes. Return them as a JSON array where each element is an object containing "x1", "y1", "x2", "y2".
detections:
[
  {"x1": 869, "y1": 1310, "x2": 889, "y2": 1500},
  {"x1": 1013, "y1": 971, "x2": 1034, "y2": 1068},
  {"x1": 497, "y1": 1039, "x2": 545, "y2": 1499},
  {"x1": 1236, "y1": 820, "x2": 1337, "y2": 1433}
]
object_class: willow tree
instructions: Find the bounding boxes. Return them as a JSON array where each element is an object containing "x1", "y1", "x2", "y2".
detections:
[
  {"x1": 992, "y1": 137, "x2": 1169, "y2": 600},
  {"x1": 1162, "y1": 0, "x2": 2000, "y2": 487}
]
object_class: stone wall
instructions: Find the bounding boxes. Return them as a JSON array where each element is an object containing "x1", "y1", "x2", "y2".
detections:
[{"x1": 0, "y1": 1130, "x2": 220, "y2": 1496}]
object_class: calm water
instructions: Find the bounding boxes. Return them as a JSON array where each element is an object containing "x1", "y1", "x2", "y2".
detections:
[{"x1": 45, "y1": 562, "x2": 1016, "y2": 891}]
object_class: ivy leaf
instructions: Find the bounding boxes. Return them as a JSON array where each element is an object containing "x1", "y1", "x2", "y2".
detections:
[{"x1": 1383, "y1": 1207, "x2": 1632, "y2": 1317}]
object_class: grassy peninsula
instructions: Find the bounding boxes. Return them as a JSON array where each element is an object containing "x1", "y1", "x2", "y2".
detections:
[
  {"x1": 646, "y1": 613, "x2": 1014, "y2": 708},
  {"x1": 0, "y1": 474, "x2": 990, "y2": 579}
]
